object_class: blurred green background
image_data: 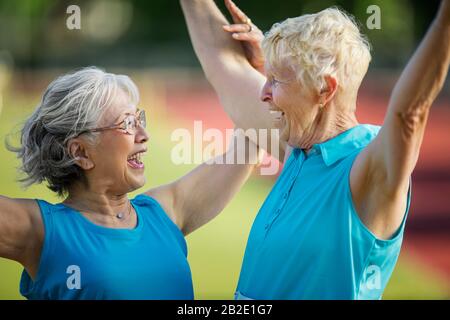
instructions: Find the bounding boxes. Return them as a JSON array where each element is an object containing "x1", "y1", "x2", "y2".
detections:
[
  {"x1": 0, "y1": 0, "x2": 449, "y2": 299},
  {"x1": 0, "y1": 0, "x2": 442, "y2": 69}
]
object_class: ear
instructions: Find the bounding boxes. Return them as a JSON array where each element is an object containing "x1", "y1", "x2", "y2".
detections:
[
  {"x1": 67, "y1": 138, "x2": 95, "y2": 170},
  {"x1": 319, "y1": 75, "x2": 338, "y2": 106}
]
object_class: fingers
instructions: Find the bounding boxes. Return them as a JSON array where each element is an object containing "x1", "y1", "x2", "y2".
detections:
[
  {"x1": 223, "y1": 24, "x2": 260, "y2": 42},
  {"x1": 231, "y1": 32, "x2": 258, "y2": 42},
  {"x1": 224, "y1": 0, "x2": 250, "y2": 24},
  {"x1": 231, "y1": 33, "x2": 255, "y2": 42},
  {"x1": 223, "y1": 24, "x2": 252, "y2": 34},
  {"x1": 223, "y1": 0, "x2": 263, "y2": 44},
  {"x1": 223, "y1": 24, "x2": 264, "y2": 43}
]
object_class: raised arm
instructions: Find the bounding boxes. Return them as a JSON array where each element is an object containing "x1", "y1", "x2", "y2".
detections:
[
  {"x1": 180, "y1": 0, "x2": 286, "y2": 161},
  {"x1": 351, "y1": 1, "x2": 450, "y2": 239},
  {"x1": 0, "y1": 197, "x2": 43, "y2": 275},
  {"x1": 146, "y1": 132, "x2": 261, "y2": 235}
]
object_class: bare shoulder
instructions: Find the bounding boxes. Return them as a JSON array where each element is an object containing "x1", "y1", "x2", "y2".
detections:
[
  {"x1": 142, "y1": 184, "x2": 179, "y2": 228},
  {"x1": 0, "y1": 196, "x2": 43, "y2": 235},
  {"x1": 0, "y1": 196, "x2": 43, "y2": 267}
]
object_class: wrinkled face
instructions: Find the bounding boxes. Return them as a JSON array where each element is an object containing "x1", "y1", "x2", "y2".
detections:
[
  {"x1": 261, "y1": 63, "x2": 321, "y2": 148},
  {"x1": 85, "y1": 91, "x2": 149, "y2": 194}
]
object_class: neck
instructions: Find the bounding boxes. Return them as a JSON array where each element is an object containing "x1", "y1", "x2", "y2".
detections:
[
  {"x1": 63, "y1": 182, "x2": 130, "y2": 218},
  {"x1": 298, "y1": 102, "x2": 359, "y2": 150}
]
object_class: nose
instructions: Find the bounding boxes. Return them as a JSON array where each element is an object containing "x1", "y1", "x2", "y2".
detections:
[
  {"x1": 261, "y1": 80, "x2": 272, "y2": 102},
  {"x1": 135, "y1": 126, "x2": 149, "y2": 144}
]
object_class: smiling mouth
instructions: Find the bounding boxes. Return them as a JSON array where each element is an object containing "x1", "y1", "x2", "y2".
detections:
[{"x1": 127, "y1": 151, "x2": 146, "y2": 169}]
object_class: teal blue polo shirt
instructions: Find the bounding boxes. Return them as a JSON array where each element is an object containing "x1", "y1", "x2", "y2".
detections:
[{"x1": 236, "y1": 124, "x2": 410, "y2": 300}]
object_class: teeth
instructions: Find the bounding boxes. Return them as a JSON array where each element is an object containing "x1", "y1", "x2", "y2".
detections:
[{"x1": 128, "y1": 151, "x2": 146, "y2": 162}]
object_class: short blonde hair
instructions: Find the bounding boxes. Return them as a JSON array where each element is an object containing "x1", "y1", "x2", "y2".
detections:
[{"x1": 262, "y1": 7, "x2": 371, "y2": 93}]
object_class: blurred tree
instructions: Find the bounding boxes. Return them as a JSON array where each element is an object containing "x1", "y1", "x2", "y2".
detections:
[
  {"x1": 0, "y1": 0, "x2": 57, "y2": 67},
  {"x1": 354, "y1": 0, "x2": 414, "y2": 67},
  {"x1": 0, "y1": 0, "x2": 441, "y2": 69}
]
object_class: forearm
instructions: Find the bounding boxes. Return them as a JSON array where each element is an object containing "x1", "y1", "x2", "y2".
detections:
[
  {"x1": 180, "y1": 0, "x2": 249, "y2": 81},
  {"x1": 174, "y1": 133, "x2": 260, "y2": 235},
  {"x1": 181, "y1": 0, "x2": 284, "y2": 159},
  {"x1": 388, "y1": 2, "x2": 450, "y2": 120},
  {"x1": 373, "y1": 2, "x2": 450, "y2": 190}
]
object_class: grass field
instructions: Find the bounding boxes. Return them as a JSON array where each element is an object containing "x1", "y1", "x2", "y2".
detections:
[{"x1": 0, "y1": 87, "x2": 448, "y2": 300}]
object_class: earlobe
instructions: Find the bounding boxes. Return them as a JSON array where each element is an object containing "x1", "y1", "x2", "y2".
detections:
[
  {"x1": 77, "y1": 158, "x2": 95, "y2": 170},
  {"x1": 68, "y1": 139, "x2": 95, "y2": 170},
  {"x1": 320, "y1": 75, "x2": 338, "y2": 105}
]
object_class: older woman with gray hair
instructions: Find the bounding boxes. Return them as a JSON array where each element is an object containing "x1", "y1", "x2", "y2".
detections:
[
  {"x1": 181, "y1": 0, "x2": 450, "y2": 299},
  {"x1": 0, "y1": 66, "x2": 260, "y2": 299}
]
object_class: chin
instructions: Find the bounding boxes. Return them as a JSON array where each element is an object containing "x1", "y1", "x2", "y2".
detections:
[
  {"x1": 136, "y1": 176, "x2": 146, "y2": 188},
  {"x1": 126, "y1": 176, "x2": 146, "y2": 193}
]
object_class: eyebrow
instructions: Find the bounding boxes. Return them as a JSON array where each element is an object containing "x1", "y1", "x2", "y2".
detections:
[{"x1": 113, "y1": 108, "x2": 140, "y2": 123}]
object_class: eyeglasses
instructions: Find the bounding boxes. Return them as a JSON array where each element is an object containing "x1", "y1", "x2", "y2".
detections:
[{"x1": 76, "y1": 109, "x2": 146, "y2": 136}]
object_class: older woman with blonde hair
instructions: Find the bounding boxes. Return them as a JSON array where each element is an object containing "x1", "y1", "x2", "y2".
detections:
[
  {"x1": 181, "y1": 0, "x2": 450, "y2": 299},
  {"x1": 0, "y1": 66, "x2": 260, "y2": 299}
]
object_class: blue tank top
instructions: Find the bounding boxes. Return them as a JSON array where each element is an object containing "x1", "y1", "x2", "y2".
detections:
[
  {"x1": 20, "y1": 194, "x2": 194, "y2": 300},
  {"x1": 236, "y1": 124, "x2": 411, "y2": 300}
]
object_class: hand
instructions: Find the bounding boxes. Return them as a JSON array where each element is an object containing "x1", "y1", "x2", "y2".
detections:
[{"x1": 222, "y1": 0, "x2": 265, "y2": 74}]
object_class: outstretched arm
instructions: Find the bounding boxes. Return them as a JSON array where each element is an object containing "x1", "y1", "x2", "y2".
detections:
[
  {"x1": 180, "y1": 0, "x2": 286, "y2": 161},
  {"x1": 351, "y1": 1, "x2": 450, "y2": 239},
  {"x1": 146, "y1": 132, "x2": 261, "y2": 235}
]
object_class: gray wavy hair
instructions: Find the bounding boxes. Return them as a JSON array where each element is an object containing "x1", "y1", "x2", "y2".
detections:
[{"x1": 7, "y1": 67, "x2": 139, "y2": 197}]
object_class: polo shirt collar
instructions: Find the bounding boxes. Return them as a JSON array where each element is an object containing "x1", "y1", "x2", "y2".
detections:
[{"x1": 308, "y1": 124, "x2": 381, "y2": 166}]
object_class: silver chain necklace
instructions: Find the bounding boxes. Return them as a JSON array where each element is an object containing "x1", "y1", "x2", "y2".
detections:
[{"x1": 63, "y1": 199, "x2": 132, "y2": 221}]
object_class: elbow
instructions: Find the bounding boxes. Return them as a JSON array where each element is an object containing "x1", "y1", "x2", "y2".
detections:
[
  {"x1": 396, "y1": 101, "x2": 430, "y2": 139},
  {"x1": 202, "y1": 65, "x2": 220, "y2": 85}
]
